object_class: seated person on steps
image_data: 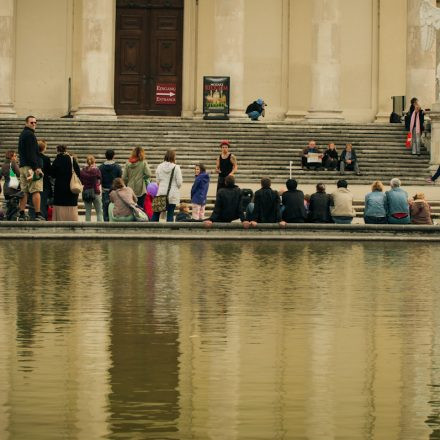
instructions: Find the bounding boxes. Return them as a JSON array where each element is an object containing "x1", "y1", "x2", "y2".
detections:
[
  {"x1": 301, "y1": 140, "x2": 322, "y2": 170},
  {"x1": 339, "y1": 143, "x2": 361, "y2": 176}
]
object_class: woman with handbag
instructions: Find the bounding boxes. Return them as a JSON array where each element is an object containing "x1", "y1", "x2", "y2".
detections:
[
  {"x1": 152, "y1": 149, "x2": 183, "y2": 222},
  {"x1": 80, "y1": 155, "x2": 103, "y2": 222},
  {"x1": 50, "y1": 145, "x2": 81, "y2": 221},
  {"x1": 1, "y1": 150, "x2": 22, "y2": 220},
  {"x1": 122, "y1": 147, "x2": 151, "y2": 208}
]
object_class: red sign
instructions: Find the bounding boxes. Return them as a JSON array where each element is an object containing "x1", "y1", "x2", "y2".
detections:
[{"x1": 156, "y1": 83, "x2": 177, "y2": 105}]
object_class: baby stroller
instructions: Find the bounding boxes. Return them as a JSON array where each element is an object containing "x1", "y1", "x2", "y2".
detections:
[{"x1": 4, "y1": 191, "x2": 24, "y2": 221}]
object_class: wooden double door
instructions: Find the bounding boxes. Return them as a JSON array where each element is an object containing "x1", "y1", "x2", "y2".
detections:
[{"x1": 115, "y1": 0, "x2": 183, "y2": 116}]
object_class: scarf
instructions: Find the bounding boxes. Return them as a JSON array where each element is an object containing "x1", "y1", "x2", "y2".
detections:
[{"x1": 410, "y1": 110, "x2": 421, "y2": 135}]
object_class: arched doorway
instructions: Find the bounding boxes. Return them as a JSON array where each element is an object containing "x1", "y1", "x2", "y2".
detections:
[{"x1": 115, "y1": 0, "x2": 183, "y2": 116}]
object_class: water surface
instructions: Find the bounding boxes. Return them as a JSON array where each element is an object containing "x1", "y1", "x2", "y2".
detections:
[{"x1": 0, "y1": 240, "x2": 440, "y2": 439}]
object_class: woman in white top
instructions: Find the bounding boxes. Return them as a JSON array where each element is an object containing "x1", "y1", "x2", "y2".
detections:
[{"x1": 152, "y1": 149, "x2": 183, "y2": 222}]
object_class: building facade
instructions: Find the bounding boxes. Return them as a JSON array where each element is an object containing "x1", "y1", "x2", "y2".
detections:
[{"x1": 0, "y1": 0, "x2": 437, "y2": 122}]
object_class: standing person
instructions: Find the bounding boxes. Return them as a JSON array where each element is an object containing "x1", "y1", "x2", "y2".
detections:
[
  {"x1": 37, "y1": 140, "x2": 52, "y2": 220},
  {"x1": 191, "y1": 163, "x2": 210, "y2": 220},
  {"x1": 364, "y1": 181, "x2": 387, "y2": 224},
  {"x1": 245, "y1": 98, "x2": 266, "y2": 121},
  {"x1": 330, "y1": 179, "x2": 356, "y2": 224},
  {"x1": 409, "y1": 102, "x2": 424, "y2": 156},
  {"x1": 122, "y1": 146, "x2": 151, "y2": 208},
  {"x1": 1, "y1": 151, "x2": 21, "y2": 220},
  {"x1": 99, "y1": 149, "x2": 122, "y2": 221},
  {"x1": 279, "y1": 179, "x2": 307, "y2": 224},
  {"x1": 152, "y1": 149, "x2": 183, "y2": 222},
  {"x1": 385, "y1": 178, "x2": 410, "y2": 224},
  {"x1": 409, "y1": 193, "x2": 432, "y2": 225},
  {"x1": 17, "y1": 115, "x2": 44, "y2": 221},
  {"x1": 50, "y1": 145, "x2": 81, "y2": 221},
  {"x1": 339, "y1": 143, "x2": 361, "y2": 176},
  {"x1": 322, "y1": 143, "x2": 339, "y2": 170},
  {"x1": 216, "y1": 140, "x2": 238, "y2": 192},
  {"x1": 309, "y1": 183, "x2": 332, "y2": 223},
  {"x1": 250, "y1": 177, "x2": 281, "y2": 225},
  {"x1": 80, "y1": 155, "x2": 103, "y2": 222}
]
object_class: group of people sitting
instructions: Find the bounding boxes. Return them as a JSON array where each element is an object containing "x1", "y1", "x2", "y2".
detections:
[
  {"x1": 301, "y1": 140, "x2": 362, "y2": 175},
  {"x1": 204, "y1": 175, "x2": 433, "y2": 226}
]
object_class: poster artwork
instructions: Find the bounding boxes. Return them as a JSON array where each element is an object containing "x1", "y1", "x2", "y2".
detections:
[{"x1": 203, "y1": 76, "x2": 230, "y2": 114}]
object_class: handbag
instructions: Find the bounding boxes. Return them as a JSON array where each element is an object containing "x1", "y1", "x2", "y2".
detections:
[
  {"x1": 69, "y1": 155, "x2": 83, "y2": 194},
  {"x1": 115, "y1": 190, "x2": 148, "y2": 222},
  {"x1": 8, "y1": 164, "x2": 19, "y2": 189},
  {"x1": 405, "y1": 132, "x2": 412, "y2": 149},
  {"x1": 152, "y1": 166, "x2": 175, "y2": 213}
]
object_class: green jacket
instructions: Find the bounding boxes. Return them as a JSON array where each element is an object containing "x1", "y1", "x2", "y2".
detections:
[{"x1": 122, "y1": 160, "x2": 151, "y2": 197}]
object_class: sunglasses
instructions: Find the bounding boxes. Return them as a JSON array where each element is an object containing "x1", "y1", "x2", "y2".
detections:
[{"x1": 29, "y1": 121, "x2": 37, "y2": 125}]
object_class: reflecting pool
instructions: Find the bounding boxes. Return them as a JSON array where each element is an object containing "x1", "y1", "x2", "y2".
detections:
[{"x1": 0, "y1": 240, "x2": 440, "y2": 439}]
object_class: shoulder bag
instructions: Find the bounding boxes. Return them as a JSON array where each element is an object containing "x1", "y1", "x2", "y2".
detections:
[
  {"x1": 70, "y1": 155, "x2": 83, "y2": 194},
  {"x1": 152, "y1": 166, "x2": 175, "y2": 213},
  {"x1": 8, "y1": 163, "x2": 19, "y2": 189},
  {"x1": 115, "y1": 190, "x2": 148, "y2": 222}
]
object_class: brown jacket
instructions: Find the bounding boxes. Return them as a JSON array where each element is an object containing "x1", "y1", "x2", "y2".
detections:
[
  {"x1": 110, "y1": 186, "x2": 137, "y2": 217},
  {"x1": 410, "y1": 200, "x2": 432, "y2": 225}
]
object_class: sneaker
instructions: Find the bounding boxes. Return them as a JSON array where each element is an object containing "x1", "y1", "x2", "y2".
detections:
[
  {"x1": 17, "y1": 213, "x2": 29, "y2": 221},
  {"x1": 33, "y1": 214, "x2": 46, "y2": 221}
]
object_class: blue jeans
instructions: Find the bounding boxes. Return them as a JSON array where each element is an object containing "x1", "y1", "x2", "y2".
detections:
[
  {"x1": 247, "y1": 111, "x2": 261, "y2": 121},
  {"x1": 387, "y1": 215, "x2": 410, "y2": 224},
  {"x1": 84, "y1": 195, "x2": 103, "y2": 222},
  {"x1": 364, "y1": 216, "x2": 387, "y2": 224},
  {"x1": 152, "y1": 204, "x2": 176, "y2": 222},
  {"x1": 332, "y1": 216, "x2": 353, "y2": 224}
]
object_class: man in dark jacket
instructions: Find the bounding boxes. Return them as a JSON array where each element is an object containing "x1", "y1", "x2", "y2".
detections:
[
  {"x1": 245, "y1": 98, "x2": 266, "y2": 121},
  {"x1": 99, "y1": 149, "x2": 122, "y2": 221},
  {"x1": 250, "y1": 177, "x2": 281, "y2": 225},
  {"x1": 309, "y1": 183, "x2": 332, "y2": 223},
  {"x1": 205, "y1": 175, "x2": 248, "y2": 226},
  {"x1": 280, "y1": 179, "x2": 307, "y2": 224},
  {"x1": 339, "y1": 143, "x2": 361, "y2": 176},
  {"x1": 18, "y1": 115, "x2": 44, "y2": 221}
]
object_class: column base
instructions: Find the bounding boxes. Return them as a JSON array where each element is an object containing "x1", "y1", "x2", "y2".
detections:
[
  {"x1": 305, "y1": 110, "x2": 344, "y2": 122},
  {"x1": 0, "y1": 104, "x2": 17, "y2": 117},
  {"x1": 74, "y1": 105, "x2": 117, "y2": 120},
  {"x1": 285, "y1": 110, "x2": 307, "y2": 121},
  {"x1": 375, "y1": 112, "x2": 391, "y2": 123}
]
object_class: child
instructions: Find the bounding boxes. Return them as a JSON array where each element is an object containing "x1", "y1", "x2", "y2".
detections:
[
  {"x1": 190, "y1": 163, "x2": 210, "y2": 220},
  {"x1": 175, "y1": 203, "x2": 192, "y2": 222}
]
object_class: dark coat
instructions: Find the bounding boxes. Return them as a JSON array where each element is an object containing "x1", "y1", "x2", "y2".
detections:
[
  {"x1": 40, "y1": 153, "x2": 52, "y2": 194},
  {"x1": 252, "y1": 188, "x2": 281, "y2": 223},
  {"x1": 210, "y1": 185, "x2": 245, "y2": 222},
  {"x1": 191, "y1": 172, "x2": 210, "y2": 205},
  {"x1": 322, "y1": 148, "x2": 338, "y2": 162},
  {"x1": 281, "y1": 190, "x2": 307, "y2": 223},
  {"x1": 246, "y1": 101, "x2": 264, "y2": 114},
  {"x1": 340, "y1": 148, "x2": 358, "y2": 163},
  {"x1": 405, "y1": 105, "x2": 425, "y2": 132},
  {"x1": 99, "y1": 161, "x2": 122, "y2": 190},
  {"x1": 51, "y1": 153, "x2": 81, "y2": 206},
  {"x1": 309, "y1": 192, "x2": 332, "y2": 223},
  {"x1": 18, "y1": 127, "x2": 42, "y2": 170},
  {"x1": 1, "y1": 159, "x2": 21, "y2": 198}
]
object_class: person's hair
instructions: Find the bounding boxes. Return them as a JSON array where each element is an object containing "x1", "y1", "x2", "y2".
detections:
[
  {"x1": 371, "y1": 180, "x2": 384, "y2": 192},
  {"x1": 164, "y1": 149, "x2": 176, "y2": 163},
  {"x1": 286, "y1": 179, "x2": 297, "y2": 191},
  {"x1": 390, "y1": 178, "x2": 401, "y2": 188},
  {"x1": 105, "y1": 149, "x2": 115, "y2": 160},
  {"x1": 37, "y1": 139, "x2": 47, "y2": 153},
  {"x1": 57, "y1": 145, "x2": 67, "y2": 153},
  {"x1": 316, "y1": 183, "x2": 326, "y2": 193},
  {"x1": 196, "y1": 163, "x2": 206, "y2": 173},
  {"x1": 304, "y1": 194, "x2": 311, "y2": 202},
  {"x1": 328, "y1": 143, "x2": 335, "y2": 148},
  {"x1": 5, "y1": 150, "x2": 16, "y2": 160},
  {"x1": 86, "y1": 155, "x2": 96, "y2": 166},
  {"x1": 131, "y1": 147, "x2": 145, "y2": 161},
  {"x1": 346, "y1": 143, "x2": 352, "y2": 149},
  {"x1": 25, "y1": 115, "x2": 36, "y2": 123},
  {"x1": 261, "y1": 177, "x2": 271, "y2": 189},
  {"x1": 413, "y1": 192, "x2": 426, "y2": 201},
  {"x1": 337, "y1": 179, "x2": 348, "y2": 188},
  {"x1": 411, "y1": 97, "x2": 418, "y2": 105},
  {"x1": 225, "y1": 175, "x2": 235, "y2": 187},
  {"x1": 179, "y1": 202, "x2": 189, "y2": 212},
  {"x1": 112, "y1": 177, "x2": 125, "y2": 190}
]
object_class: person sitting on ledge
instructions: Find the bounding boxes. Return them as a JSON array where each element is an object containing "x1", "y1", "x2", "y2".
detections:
[
  {"x1": 109, "y1": 177, "x2": 137, "y2": 222},
  {"x1": 175, "y1": 203, "x2": 192, "y2": 222},
  {"x1": 245, "y1": 98, "x2": 266, "y2": 121},
  {"x1": 204, "y1": 175, "x2": 249, "y2": 227},
  {"x1": 339, "y1": 143, "x2": 361, "y2": 176},
  {"x1": 279, "y1": 179, "x2": 307, "y2": 225},
  {"x1": 249, "y1": 177, "x2": 281, "y2": 226},
  {"x1": 309, "y1": 183, "x2": 332, "y2": 223},
  {"x1": 385, "y1": 178, "x2": 410, "y2": 224},
  {"x1": 301, "y1": 140, "x2": 322, "y2": 170},
  {"x1": 409, "y1": 192, "x2": 432, "y2": 225},
  {"x1": 364, "y1": 180, "x2": 387, "y2": 224},
  {"x1": 322, "y1": 143, "x2": 339, "y2": 170},
  {"x1": 330, "y1": 179, "x2": 356, "y2": 224}
]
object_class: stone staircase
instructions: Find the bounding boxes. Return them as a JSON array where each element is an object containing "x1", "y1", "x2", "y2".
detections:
[{"x1": 0, "y1": 117, "x2": 431, "y2": 186}]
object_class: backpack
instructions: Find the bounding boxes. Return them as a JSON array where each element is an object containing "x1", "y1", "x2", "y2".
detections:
[{"x1": 389, "y1": 112, "x2": 401, "y2": 123}]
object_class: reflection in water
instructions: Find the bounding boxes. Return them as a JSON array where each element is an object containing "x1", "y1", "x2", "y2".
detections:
[{"x1": 0, "y1": 241, "x2": 440, "y2": 438}]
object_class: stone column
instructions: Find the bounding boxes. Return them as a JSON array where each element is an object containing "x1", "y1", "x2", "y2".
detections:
[
  {"x1": 75, "y1": 0, "x2": 116, "y2": 119},
  {"x1": 306, "y1": 0, "x2": 343, "y2": 121},
  {"x1": 406, "y1": 0, "x2": 436, "y2": 110},
  {"x1": 428, "y1": 103, "x2": 440, "y2": 171},
  {"x1": 214, "y1": 0, "x2": 245, "y2": 118},
  {"x1": 0, "y1": 0, "x2": 16, "y2": 117}
]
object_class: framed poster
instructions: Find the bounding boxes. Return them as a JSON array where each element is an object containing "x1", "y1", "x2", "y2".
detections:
[{"x1": 203, "y1": 76, "x2": 230, "y2": 119}]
